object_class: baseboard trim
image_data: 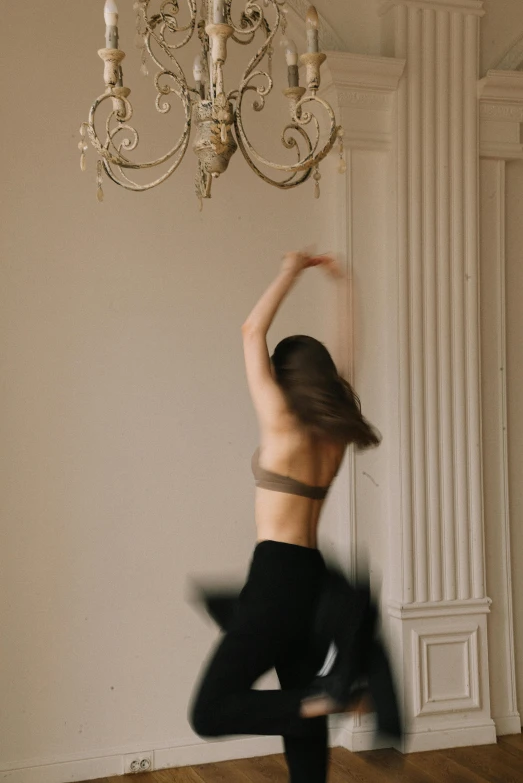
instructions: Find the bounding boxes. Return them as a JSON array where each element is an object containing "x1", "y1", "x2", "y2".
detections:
[
  {"x1": 0, "y1": 753, "x2": 124, "y2": 783},
  {"x1": 1, "y1": 728, "x2": 350, "y2": 783},
  {"x1": 336, "y1": 720, "x2": 498, "y2": 754},
  {"x1": 493, "y1": 714, "x2": 522, "y2": 736},
  {"x1": 155, "y1": 736, "x2": 284, "y2": 770},
  {"x1": 1, "y1": 717, "x2": 504, "y2": 782},
  {"x1": 334, "y1": 725, "x2": 397, "y2": 752}
]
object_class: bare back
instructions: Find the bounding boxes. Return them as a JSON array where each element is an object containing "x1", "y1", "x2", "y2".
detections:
[
  {"x1": 241, "y1": 253, "x2": 350, "y2": 548},
  {"x1": 255, "y1": 416, "x2": 345, "y2": 548}
]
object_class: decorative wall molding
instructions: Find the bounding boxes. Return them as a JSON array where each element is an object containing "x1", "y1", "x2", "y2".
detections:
[
  {"x1": 394, "y1": 612, "x2": 495, "y2": 751},
  {"x1": 479, "y1": 69, "x2": 523, "y2": 101},
  {"x1": 389, "y1": 598, "x2": 491, "y2": 620},
  {"x1": 479, "y1": 71, "x2": 523, "y2": 160},
  {"x1": 336, "y1": 91, "x2": 391, "y2": 109},
  {"x1": 324, "y1": 52, "x2": 406, "y2": 94},
  {"x1": 479, "y1": 158, "x2": 521, "y2": 734},
  {"x1": 412, "y1": 628, "x2": 480, "y2": 716},
  {"x1": 321, "y1": 52, "x2": 405, "y2": 150},
  {"x1": 379, "y1": 0, "x2": 484, "y2": 17},
  {"x1": 480, "y1": 103, "x2": 523, "y2": 122}
]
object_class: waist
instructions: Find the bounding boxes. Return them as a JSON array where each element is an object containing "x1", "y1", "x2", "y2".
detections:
[
  {"x1": 249, "y1": 539, "x2": 325, "y2": 580},
  {"x1": 255, "y1": 491, "x2": 322, "y2": 548}
]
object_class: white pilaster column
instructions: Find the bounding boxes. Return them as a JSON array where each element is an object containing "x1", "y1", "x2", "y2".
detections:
[
  {"x1": 379, "y1": 0, "x2": 496, "y2": 751},
  {"x1": 478, "y1": 69, "x2": 523, "y2": 736}
]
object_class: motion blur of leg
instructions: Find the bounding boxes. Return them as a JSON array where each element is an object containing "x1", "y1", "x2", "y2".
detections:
[
  {"x1": 190, "y1": 587, "x2": 329, "y2": 781},
  {"x1": 307, "y1": 566, "x2": 404, "y2": 743},
  {"x1": 190, "y1": 558, "x2": 403, "y2": 750},
  {"x1": 188, "y1": 542, "x2": 329, "y2": 755},
  {"x1": 275, "y1": 649, "x2": 329, "y2": 783}
]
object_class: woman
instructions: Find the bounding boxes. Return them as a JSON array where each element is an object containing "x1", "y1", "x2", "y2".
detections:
[{"x1": 189, "y1": 250, "x2": 380, "y2": 783}]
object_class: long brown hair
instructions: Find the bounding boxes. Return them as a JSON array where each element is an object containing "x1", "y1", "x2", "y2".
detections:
[{"x1": 271, "y1": 335, "x2": 381, "y2": 449}]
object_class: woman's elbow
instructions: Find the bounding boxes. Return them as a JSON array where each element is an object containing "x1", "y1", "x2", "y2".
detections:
[{"x1": 241, "y1": 320, "x2": 261, "y2": 338}]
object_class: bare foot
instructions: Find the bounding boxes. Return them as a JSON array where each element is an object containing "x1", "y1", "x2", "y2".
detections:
[
  {"x1": 300, "y1": 696, "x2": 338, "y2": 719},
  {"x1": 300, "y1": 692, "x2": 373, "y2": 719}
]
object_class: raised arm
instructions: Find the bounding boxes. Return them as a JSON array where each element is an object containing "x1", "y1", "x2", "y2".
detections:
[{"x1": 241, "y1": 251, "x2": 323, "y2": 428}]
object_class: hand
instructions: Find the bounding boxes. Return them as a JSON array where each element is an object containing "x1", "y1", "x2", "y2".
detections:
[
  {"x1": 314, "y1": 254, "x2": 345, "y2": 280},
  {"x1": 281, "y1": 250, "x2": 323, "y2": 276}
]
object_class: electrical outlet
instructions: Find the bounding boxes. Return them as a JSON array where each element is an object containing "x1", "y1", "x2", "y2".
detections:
[{"x1": 123, "y1": 751, "x2": 153, "y2": 774}]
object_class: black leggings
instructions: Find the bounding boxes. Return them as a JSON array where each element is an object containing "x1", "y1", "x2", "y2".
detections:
[{"x1": 189, "y1": 540, "x2": 329, "y2": 783}]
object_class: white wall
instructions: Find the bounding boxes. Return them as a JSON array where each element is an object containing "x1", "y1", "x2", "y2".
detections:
[{"x1": 0, "y1": 1, "x2": 338, "y2": 774}]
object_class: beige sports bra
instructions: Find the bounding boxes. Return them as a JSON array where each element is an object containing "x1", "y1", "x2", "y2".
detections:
[{"x1": 251, "y1": 448, "x2": 331, "y2": 501}]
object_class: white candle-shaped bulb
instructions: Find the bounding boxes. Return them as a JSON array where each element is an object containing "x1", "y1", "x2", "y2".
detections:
[
  {"x1": 306, "y1": 5, "x2": 319, "y2": 53},
  {"x1": 104, "y1": 0, "x2": 119, "y2": 49},
  {"x1": 282, "y1": 39, "x2": 299, "y2": 87},
  {"x1": 104, "y1": 0, "x2": 119, "y2": 26},
  {"x1": 213, "y1": 0, "x2": 226, "y2": 23},
  {"x1": 284, "y1": 39, "x2": 298, "y2": 67},
  {"x1": 193, "y1": 54, "x2": 203, "y2": 82}
]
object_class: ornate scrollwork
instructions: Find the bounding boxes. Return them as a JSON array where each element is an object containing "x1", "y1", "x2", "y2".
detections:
[{"x1": 80, "y1": 0, "x2": 344, "y2": 201}]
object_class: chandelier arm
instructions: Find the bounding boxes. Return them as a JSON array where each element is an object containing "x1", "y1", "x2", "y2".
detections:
[
  {"x1": 234, "y1": 79, "x2": 339, "y2": 173},
  {"x1": 224, "y1": 0, "x2": 262, "y2": 37},
  {"x1": 87, "y1": 91, "x2": 192, "y2": 170},
  {"x1": 144, "y1": 30, "x2": 190, "y2": 75},
  {"x1": 154, "y1": 69, "x2": 192, "y2": 113},
  {"x1": 142, "y1": 0, "x2": 198, "y2": 53},
  {"x1": 230, "y1": 30, "x2": 256, "y2": 45},
  {"x1": 234, "y1": 118, "x2": 313, "y2": 189},
  {"x1": 101, "y1": 145, "x2": 189, "y2": 191},
  {"x1": 236, "y1": 2, "x2": 281, "y2": 94}
]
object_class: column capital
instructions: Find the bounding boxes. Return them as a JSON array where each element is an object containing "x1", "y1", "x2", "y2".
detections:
[
  {"x1": 324, "y1": 51, "x2": 405, "y2": 94},
  {"x1": 321, "y1": 52, "x2": 405, "y2": 150},
  {"x1": 479, "y1": 70, "x2": 523, "y2": 160},
  {"x1": 379, "y1": 0, "x2": 484, "y2": 16}
]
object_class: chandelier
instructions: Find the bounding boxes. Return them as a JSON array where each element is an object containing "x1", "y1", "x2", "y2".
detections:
[{"x1": 79, "y1": 0, "x2": 345, "y2": 206}]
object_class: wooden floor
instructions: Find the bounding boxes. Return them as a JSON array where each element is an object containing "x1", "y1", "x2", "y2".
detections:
[{"x1": 90, "y1": 734, "x2": 523, "y2": 783}]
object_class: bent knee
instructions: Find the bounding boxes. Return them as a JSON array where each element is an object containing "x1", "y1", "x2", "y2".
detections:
[{"x1": 189, "y1": 699, "x2": 222, "y2": 738}]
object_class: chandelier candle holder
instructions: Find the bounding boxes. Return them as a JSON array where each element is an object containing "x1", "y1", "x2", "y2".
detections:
[{"x1": 79, "y1": 0, "x2": 345, "y2": 205}]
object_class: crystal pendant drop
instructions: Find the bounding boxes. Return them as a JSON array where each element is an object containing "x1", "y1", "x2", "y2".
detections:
[
  {"x1": 198, "y1": 197, "x2": 203, "y2": 212},
  {"x1": 221, "y1": 124, "x2": 227, "y2": 143},
  {"x1": 281, "y1": 11, "x2": 288, "y2": 36},
  {"x1": 78, "y1": 131, "x2": 88, "y2": 172},
  {"x1": 140, "y1": 61, "x2": 149, "y2": 77},
  {"x1": 337, "y1": 133, "x2": 346, "y2": 174},
  {"x1": 313, "y1": 165, "x2": 321, "y2": 199},
  {"x1": 96, "y1": 161, "x2": 104, "y2": 202}
]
